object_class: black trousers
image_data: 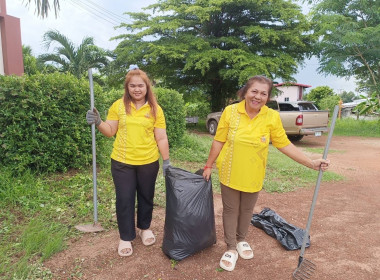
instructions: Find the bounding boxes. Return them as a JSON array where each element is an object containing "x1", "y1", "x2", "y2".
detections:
[{"x1": 111, "y1": 159, "x2": 159, "y2": 241}]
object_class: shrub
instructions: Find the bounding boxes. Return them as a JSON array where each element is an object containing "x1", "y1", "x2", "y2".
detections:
[
  {"x1": 304, "y1": 86, "x2": 334, "y2": 109},
  {"x1": 183, "y1": 90, "x2": 211, "y2": 118},
  {"x1": 185, "y1": 101, "x2": 210, "y2": 118},
  {"x1": 0, "y1": 73, "x2": 107, "y2": 173},
  {"x1": 319, "y1": 95, "x2": 340, "y2": 113},
  {"x1": 154, "y1": 87, "x2": 186, "y2": 147},
  {"x1": 103, "y1": 88, "x2": 124, "y2": 108}
]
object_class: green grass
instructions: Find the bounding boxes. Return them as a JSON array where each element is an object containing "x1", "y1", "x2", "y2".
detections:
[
  {"x1": 21, "y1": 218, "x2": 66, "y2": 262},
  {"x1": 170, "y1": 131, "x2": 212, "y2": 162},
  {"x1": 1, "y1": 121, "x2": 375, "y2": 279},
  {"x1": 0, "y1": 165, "x2": 118, "y2": 279},
  {"x1": 264, "y1": 146, "x2": 343, "y2": 193},
  {"x1": 302, "y1": 147, "x2": 346, "y2": 154},
  {"x1": 333, "y1": 118, "x2": 380, "y2": 137},
  {"x1": 185, "y1": 118, "x2": 208, "y2": 134}
]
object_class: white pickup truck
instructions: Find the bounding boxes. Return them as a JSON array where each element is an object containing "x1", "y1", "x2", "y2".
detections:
[{"x1": 205, "y1": 100, "x2": 329, "y2": 142}]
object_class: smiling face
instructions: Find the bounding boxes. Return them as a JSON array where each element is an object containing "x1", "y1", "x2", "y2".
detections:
[
  {"x1": 244, "y1": 81, "x2": 270, "y2": 113},
  {"x1": 127, "y1": 76, "x2": 147, "y2": 103}
]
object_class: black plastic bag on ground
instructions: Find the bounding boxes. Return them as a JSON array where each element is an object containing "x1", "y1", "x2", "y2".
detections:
[
  {"x1": 162, "y1": 166, "x2": 216, "y2": 261},
  {"x1": 251, "y1": 207, "x2": 310, "y2": 250}
]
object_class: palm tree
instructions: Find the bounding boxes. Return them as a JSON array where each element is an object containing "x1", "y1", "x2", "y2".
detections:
[
  {"x1": 38, "y1": 30, "x2": 111, "y2": 79},
  {"x1": 24, "y1": 0, "x2": 61, "y2": 18}
]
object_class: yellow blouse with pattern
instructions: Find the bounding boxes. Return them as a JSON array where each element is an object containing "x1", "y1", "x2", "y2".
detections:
[
  {"x1": 214, "y1": 100, "x2": 290, "y2": 193},
  {"x1": 106, "y1": 99, "x2": 166, "y2": 165}
]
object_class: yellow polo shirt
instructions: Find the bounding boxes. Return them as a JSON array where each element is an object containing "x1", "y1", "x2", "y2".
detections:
[
  {"x1": 107, "y1": 99, "x2": 166, "y2": 165},
  {"x1": 215, "y1": 100, "x2": 290, "y2": 192}
]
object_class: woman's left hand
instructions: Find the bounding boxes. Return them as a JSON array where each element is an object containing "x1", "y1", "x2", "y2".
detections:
[
  {"x1": 163, "y1": 159, "x2": 171, "y2": 177},
  {"x1": 203, "y1": 167, "x2": 212, "y2": 181},
  {"x1": 311, "y1": 159, "x2": 330, "y2": 171}
]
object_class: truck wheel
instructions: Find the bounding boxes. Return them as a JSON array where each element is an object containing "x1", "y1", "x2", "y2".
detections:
[
  {"x1": 208, "y1": 120, "x2": 218, "y2": 135},
  {"x1": 288, "y1": 135, "x2": 304, "y2": 142}
]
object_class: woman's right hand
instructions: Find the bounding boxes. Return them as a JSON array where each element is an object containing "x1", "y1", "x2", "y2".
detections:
[
  {"x1": 203, "y1": 167, "x2": 212, "y2": 181},
  {"x1": 86, "y1": 107, "x2": 102, "y2": 126}
]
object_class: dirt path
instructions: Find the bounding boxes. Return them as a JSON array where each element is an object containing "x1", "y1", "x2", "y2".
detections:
[{"x1": 44, "y1": 136, "x2": 380, "y2": 280}]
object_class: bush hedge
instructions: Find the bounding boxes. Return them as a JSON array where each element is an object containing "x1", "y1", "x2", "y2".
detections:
[
  {"x1": 155, "y1": 87, "x2": 186, "y2": 147},
  {"x1": 0, "y1": 73, "x2": 107, "y2": 173}
]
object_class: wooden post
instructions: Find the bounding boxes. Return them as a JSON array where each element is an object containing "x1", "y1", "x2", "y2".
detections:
[{"x1": 338, "y1": 99, "x2": 343, "y2": 119}]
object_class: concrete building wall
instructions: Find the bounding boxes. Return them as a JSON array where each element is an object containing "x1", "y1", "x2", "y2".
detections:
[
  {"x1": 0, "y1": 26, "x2": 4, "y2": 75},
  {"x1": 0, "y1": 0, "x2": 24, "y2": 76},
  {"x1": 274, "y1": 83, "x2": 311, "y2": 102},
  {"x1": 275, "y1": 86, "x2": 299, "y2": 102}
]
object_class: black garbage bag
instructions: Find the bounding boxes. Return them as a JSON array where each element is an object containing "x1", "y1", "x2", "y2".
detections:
[
  {"x1": 162, "y1": 166, "x2": 216, "y2": 261},
  {"x1": 251, "y1": 207, "x2": 310, "y2": 250}
]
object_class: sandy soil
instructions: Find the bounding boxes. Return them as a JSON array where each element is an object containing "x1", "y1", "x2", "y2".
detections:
[{"x1": 44, "y1": 135, "x2": 380, "y2": 280}]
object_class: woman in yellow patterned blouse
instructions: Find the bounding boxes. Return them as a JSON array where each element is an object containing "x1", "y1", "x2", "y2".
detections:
[
  {"x1": 202, "y1": 75, "x2": 330, "y2": 271},
  {"x1": 86, "y1": 65, "x2": 170, "y2": 257}
]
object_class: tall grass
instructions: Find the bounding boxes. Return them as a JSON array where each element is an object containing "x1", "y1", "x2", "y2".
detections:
[
  {"x1": 264, "y1": 146, "x2": 343, "y2": 192},
  {"x1": 334, "y1": 118, "x2": 380, "y2": 137},
  {"x1": 0, "y1": 166, "x2": 117, "y2": 279},
  {"x1": 170, "y1": 132, "x2": 212, "y2": 162}
]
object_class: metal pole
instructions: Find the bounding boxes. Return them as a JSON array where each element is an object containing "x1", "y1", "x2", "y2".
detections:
[
  {"x1": 88, "y1": 68, "x2": 98, "y2": 224},
  {"x1": 299, "y1": 105, "x2": 339, "y2": 258},
  {"x1": 74, "y1": 69, "x2": 103, "y2": 232}
]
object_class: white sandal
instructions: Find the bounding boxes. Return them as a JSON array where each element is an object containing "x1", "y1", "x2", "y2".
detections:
[
  {"x1": 118, "y1": 240, "x2": 133, "y2": 257},
  {"x1": 236, "y1": 241, "x2": 254, "y2": 260},
  {"x1": 219, "y1": 251, "x2": 238, "y2": 271},
  {"x1": 139, "y1": 229, "x2": 156, "y2": 246}
]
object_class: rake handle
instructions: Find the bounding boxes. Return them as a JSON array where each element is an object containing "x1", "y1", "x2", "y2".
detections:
[
  {"x1": 297, "y1": 256, "x2": 303, "y2": 267},
  {"x1": 298, "y1": 105, "x2": 339, "y2": 260},
  {"x1": 89, "y1": 68, "x2": 98, "y2": 224}
]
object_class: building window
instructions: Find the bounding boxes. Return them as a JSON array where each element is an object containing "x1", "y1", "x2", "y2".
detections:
[{"x1": 284, "y1": 97, "x2": 289, "y2": 101}]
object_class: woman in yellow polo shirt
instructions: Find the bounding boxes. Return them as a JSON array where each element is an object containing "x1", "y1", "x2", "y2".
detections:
[
  {"x1": 202, "y1": 75, "x2": 330, "y2": 271},
  {"x1": 86, "y1": 65, "x2": 170, "y2": 257}
]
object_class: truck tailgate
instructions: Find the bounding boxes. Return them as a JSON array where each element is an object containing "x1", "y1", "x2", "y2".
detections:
[
  {"x1": 279, "y1": 112, "x2": 302, "y2": 134},
  {"x1": 302, "y1": 111, "x2": 329, "y2": 128},
  {"x1": 279, "y1": 110, "x2": 329, "y2": 135}
]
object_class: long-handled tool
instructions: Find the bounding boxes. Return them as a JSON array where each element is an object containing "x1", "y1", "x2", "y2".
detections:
[
  {"x1": 75, "y1": 68, "x2": 104, "y2": 233},
  {"x1": 292, "y1": 105, "x2": 339, "y2": 280}
]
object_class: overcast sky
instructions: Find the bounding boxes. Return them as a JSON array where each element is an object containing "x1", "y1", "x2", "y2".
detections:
[{"x1": 7, "y1": 0, "x2": 357, "y2": 94}]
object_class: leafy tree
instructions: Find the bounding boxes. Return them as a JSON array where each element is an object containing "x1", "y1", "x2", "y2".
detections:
[
  {"x1": 38, "y1": 30, "x2": 112, "y2": 79},
  {"x1": 308, "y1": 0, "x2": 380, "y2": 111},
  {"x1": 183, "y1": 90, "x2": 211, "y2": 118},
  {"x1": 24, "y1": 0, "x2": 61, "y2": 18},
  {"x1": 22, "y1": 45, "x2": 39, "y2": 75},
  {"x1": 112, "y1": 0, "x2": 314, "y2": 111},
  {"x1": 356, "y1": 92, "x2": 380, "y2": 116},
  {"x1": 304, "y1": 85, "x2": 334, "y2": 109},
  {"x1": 339, "y1": 90, "x2": 357, "y2": 103},
  {"x1": 319, "y1": 94, "x2": 340, "y2": 113},
  {"x1": 22, "y1": 45, "x2": 56, "y2": 75}
]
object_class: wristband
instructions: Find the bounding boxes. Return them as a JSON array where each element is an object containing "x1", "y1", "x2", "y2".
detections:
[{"x1": 204, "y1": 165, "x2": 212, "y2": 170}]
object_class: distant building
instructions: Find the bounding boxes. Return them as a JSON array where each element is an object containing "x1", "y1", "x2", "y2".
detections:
[
  {"x1": 0, "y1": 0, "x2": 24, "y2": 76},
  {"x1": 341, "y1": 99, "x2": 367, "y2": 118},
  {"x1": 274, "y1": 82, "x2": 312, "y2": 102}
]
